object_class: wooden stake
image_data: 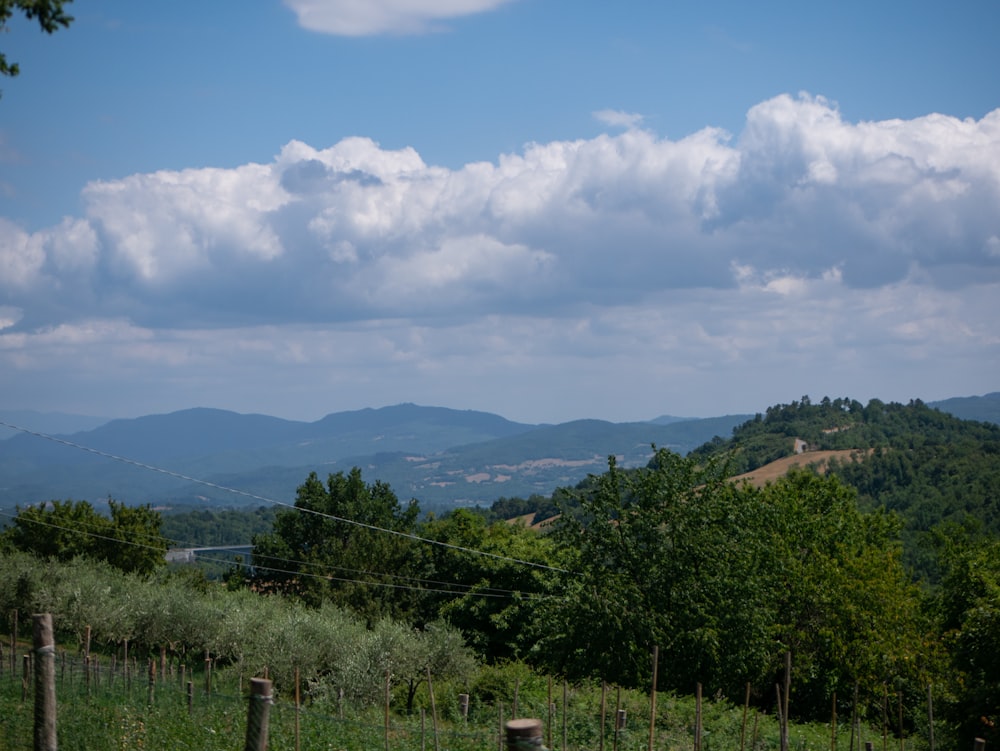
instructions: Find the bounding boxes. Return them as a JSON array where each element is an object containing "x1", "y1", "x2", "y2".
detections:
[
  {"x1": 649, "y1": 646, "x2": 659, "y2": 751},
  {"x1": 506, "y1": 718, "x2": 543, "y2": 750},
  {"x1": 22, "y1": 654, "x2": 29, "y2": 703},
  {"x1": 547, "y1": 676, "x2": 553, "y2": 750},
  {"x1": 295, "y1": 667, "x2": 301, "y2": 751},
  {"x1": 897, "y1": 690, "x2": 904, "y2": 751},
  {"x1": 600, "y1": 680, "x2": 607, "y2": 751},
  {"x1": 850, "y1": 682, "x2": 859, "y2": 751},
  {"x1": 613, "y1": 687, "x2": 623, "y2": 751},
  {"x1": 459, "y1": 692, "x2": 470, "y2": 721},
  {"x1": 882, "y1": 684, "x2": 889, "y2": 751},
  {"x1": 33, "y1": 614, "x2": 57, "y2": 751},
  {"x1": 204, "y1": 650, "x2": 211, "y2": 695},
  {"x1": 563, "y1": 681, "x2": 569, "y2": 751},
  {"x1": 695, "y1": 682, "x2": 703, "y2": 751},
  {"x1": 427, "y1": 666, "x2": 440, "y2": 751},
  {"x1": 926, "y1": 684, "x2": 935, "y2": 751},
  {"x1": 741, "y1": 682, "x2": 751, "y2": 751},
  {"x1": 11, "y1": 609, "x2": 18, "y2": 675},
  {"x1": 384, "y1": 669, "x2": 391, "y2": 751},
  {"x1": 776, "y1": 684, "x2": 786, "y2": 751},
  {"x1": 147, "y1": 658, "x2": 156, "y2": 705},
  {"x1": 783, "y1": 652, "x2": 792, "y2": 751},
  {"x1": 243, "y1": 677, "x2": 273, "y2": 751},
  {"x1": 831, "y1": 691, "x2": 837, "y2": 751}
]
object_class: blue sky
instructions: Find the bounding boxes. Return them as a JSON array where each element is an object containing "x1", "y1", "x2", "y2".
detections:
[{"x1": 1, "y1": 0, "x2": 998, "y2": 425}]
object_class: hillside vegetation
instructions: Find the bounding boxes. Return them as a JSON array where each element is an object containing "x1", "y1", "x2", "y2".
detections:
[
  {"x1": 2, "y1": 395, "x2": 999, "y2": 748},
  {"x1": 690, "y1": 396, "x2": 1000, "y2": 579}
]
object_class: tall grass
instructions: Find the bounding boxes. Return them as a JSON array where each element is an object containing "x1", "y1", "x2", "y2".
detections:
[{"x1": 1, "y1": 652, "x2": 924, "y2": 751}]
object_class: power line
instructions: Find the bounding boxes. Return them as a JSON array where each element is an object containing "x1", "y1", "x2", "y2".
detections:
[
  {"x1": 0, "y1": 508, "x2": 555, "y2": 601},
  {"x1": 0, "y1": 419, "x2": 573, "y2": 574}
]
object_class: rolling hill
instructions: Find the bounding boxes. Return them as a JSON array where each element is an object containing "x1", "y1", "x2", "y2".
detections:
[
  {"x1": 0, "y1": 404, "x2": 749, "y2": 511},
  {"x1": 1, "y1": 392, "x2": 996, "y2": 514}
]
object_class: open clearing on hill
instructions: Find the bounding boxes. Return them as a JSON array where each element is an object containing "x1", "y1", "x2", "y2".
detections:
[{"x1": 731, "y1": 448, "x2": 870, "y2": 488}]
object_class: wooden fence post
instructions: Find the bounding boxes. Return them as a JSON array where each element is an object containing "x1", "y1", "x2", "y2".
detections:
[
  {"x1": 243, "y1": 677, "x2": 273, "y2": 751},
  {"x1": 459, "y1": 692, "x2": 470, "y2": 721},
  {"x1": 22, "y1": 654, "x2": 30, "y2": 703},
  {"x1": 11, "y1": 609, "x2": 17, "y2": 675},
  {"x1": 695, "y1": 682, "x2": 703, "y2": 751},
  {"x1": 294, "y1": 667, "x2": 301, "y2": 751},
  {"x1": 741, "y1": 682, "x2": 751, "y2": 751},
  {"x1": 562, "y1": 680, "x2": 569, "y2": 751},
  {"x1": 973, "y1": 739, "x2": 986, "y2": 751},
  {"x1": 147, "y1": 658, "x2": 156, "y2": 705},
  {"x1": 33, "y1": 613, "x2": 57, "y2": 751},
  {"x1": 187, "y1": 680, "x2": 194, "y2": 716},
  {"x1": 546, "y1": 676, "x2": 553, "y2": 750},
  {"x1": 648, "y1": 646, "x2": 659, "y2": 751},
  {"x1": 599, "y1": 680, "x2": 607, "y2": 751},
  {"x1": 384, "y1": 669, "x2": 391, "y2": 751},
  {"x1": 505, "y1": 718, "x2": 543, "y2": 750},
  {"x1": 204, "y1": 650, "x2": 212, "y2": 695},
  {"x1": 927, "y1": 684, "x2": 935, "y2": 751},
  {"x1": 427, "y1": 666, "x2": 440, "y2": 751},
  {"x1": 831, "y1": 692, "x2": 837, "y2": 751}
]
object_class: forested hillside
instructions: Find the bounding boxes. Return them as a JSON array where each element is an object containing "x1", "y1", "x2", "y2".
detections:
[{"x1": 689, "y1": 396, "x2": 1000, "y2": 579}]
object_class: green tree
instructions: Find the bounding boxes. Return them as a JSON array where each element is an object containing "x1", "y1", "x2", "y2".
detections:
[
  {"x1": 935, "y1": 534, "x2": 1000, "y2": 747},
  {"x1": 418, "y1": 507, "x2": 559, "y2": 661},
  {"x1": 759, "y1": 471, "x2": 928, "y2": 721},
  {"x1": 2, "y1": 498, "x2": 166, "y2": 575},
  {"x1": 534, "y1": 450, "x2": 927, "y2": 719},
  {"x1": 251, "y1": 468, "x2": 421, "y2": 620},
  {"x1": 0, "y1": 0, "x2": 73, "y2": 83},
  {"x1": 536, "y1": 450, "x2": 774, "y2": 695}
]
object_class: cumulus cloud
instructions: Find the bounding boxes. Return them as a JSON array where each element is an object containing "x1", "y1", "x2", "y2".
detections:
[
  {"x1": 2, "y1": 93, "x2": 996, "y2": 332},
  {"x1": 283, "y1": 0, "x2": 519, "y2": 36},
  {"x1": 0, "y1": 93, "x2": 998, "y2": 420}
]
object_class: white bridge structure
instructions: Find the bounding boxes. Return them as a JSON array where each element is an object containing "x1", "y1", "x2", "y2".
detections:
[{"x1": 165, "y1": 544, "x2": 253, "y2": 564}]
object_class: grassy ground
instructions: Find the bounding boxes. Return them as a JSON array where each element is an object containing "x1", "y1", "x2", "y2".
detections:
[{"x1": 0, "y1": 650, "x2": 921, "y2": 751}]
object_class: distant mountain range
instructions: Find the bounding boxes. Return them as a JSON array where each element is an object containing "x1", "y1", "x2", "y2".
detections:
[{"x1": 0, "y1": 393, "x2": 996, "y2": 512}]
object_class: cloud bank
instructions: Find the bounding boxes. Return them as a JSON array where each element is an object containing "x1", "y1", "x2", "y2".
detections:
[{"x1": 2, "y1": 94, "x2": 998, "y2": 420}]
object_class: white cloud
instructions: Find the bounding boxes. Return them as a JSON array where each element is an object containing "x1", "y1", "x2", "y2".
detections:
[
  {"x1": 1, "y1": 94, "x2": 997, "y2": 421},
  {"x1": 2, "y1": 93, "x2": 997, "y2": 330},
  {"x1": 83, "y1": 163, "x2": 287, "y2": 283},
  {"x1": 283, "y1": 0, "x2": 518, "y2": 36},
  {"x1": 593, "y1": 109, "x2": 645, "y2": 130}
]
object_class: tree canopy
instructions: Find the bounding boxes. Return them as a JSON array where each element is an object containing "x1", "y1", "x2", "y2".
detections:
[
  {"x1": 533, "y1": 450, "x2": 925, "y2": 720},
  {"x1": 1, "y1": 498, "x2": 166, "y2": 575},
  {"x1": 250, "y1": 468, "x2": 422, "y2": 621},
  {"x1": 0, "y1": 0, "x2": 74, "y2": 83}
]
